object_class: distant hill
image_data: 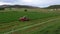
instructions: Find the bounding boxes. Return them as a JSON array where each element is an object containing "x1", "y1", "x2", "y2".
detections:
[
  {"x1": 0, "y1": 5, "x2": 40, "y2": 8},
  {"x1": 44, "y1": 5, "x2": 60, "y2": 9}
]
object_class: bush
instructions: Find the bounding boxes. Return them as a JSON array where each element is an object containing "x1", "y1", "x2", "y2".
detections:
[{"x1": 0, "y1": 8, "x2": 5, "y2": 10}]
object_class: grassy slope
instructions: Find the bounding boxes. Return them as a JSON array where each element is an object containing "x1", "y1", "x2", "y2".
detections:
[
  {"x1": 33, "y1": 18, "x2": 60, "y2": 34},
  {"x1": 0, "y1": 11, "x2": 59, "y2": 23},
  {"x1": 10, "y1": 17, "x2": 60, "y2": 34},
  {"x1": 0, "y1": 9, "x2": 60, "y2": 34}
]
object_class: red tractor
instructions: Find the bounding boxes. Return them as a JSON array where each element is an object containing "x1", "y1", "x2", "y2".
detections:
[{"x1": 19, "y1": 16, "x2": 29, "y2": 21}]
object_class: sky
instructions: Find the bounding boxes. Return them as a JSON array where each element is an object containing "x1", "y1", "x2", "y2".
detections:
[{"x1": 0, "y1": 0, "x2": 60, "y2": 7}]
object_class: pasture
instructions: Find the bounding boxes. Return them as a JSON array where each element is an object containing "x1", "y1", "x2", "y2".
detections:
[{"x1": 0, "y1": 8, "x2": 60, "y2": 34}]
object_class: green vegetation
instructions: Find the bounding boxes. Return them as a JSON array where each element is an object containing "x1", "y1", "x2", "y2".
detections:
[
  {"x1": 45, "y1": 5, "x2": 60, "y2": 9},
  {"x1": 0, "y1": 10, "x2": 59, "y2": 23},
  {"x1": 0, "y1": 9, "x2": 60, "y2": 34}
]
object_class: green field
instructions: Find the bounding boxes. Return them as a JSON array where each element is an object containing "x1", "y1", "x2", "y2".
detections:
[{"x1": 0, "y1": 9, "x2": 60, "y2": 34}]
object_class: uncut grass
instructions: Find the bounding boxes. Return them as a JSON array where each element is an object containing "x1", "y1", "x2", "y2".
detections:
[{"x1": 0, "y1": 11, "x2": 60, "y2": 23}]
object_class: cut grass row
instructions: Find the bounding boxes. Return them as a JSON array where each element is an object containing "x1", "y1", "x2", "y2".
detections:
[
  {"x1": 0, "y1": 16, "x2": 58, "y2": 34},
  {"x1": 3, "y1": 16, "x2": 60, "y2": 34},
  {"x1": 32, "y1": 18, "x2": 60, "y2": 34},
  {"x1": 0, "y1": 17, "x2": 59, "y2": 34},
  {"x1": 10, "y1": 16, "x2": 60, "y2": 34}
]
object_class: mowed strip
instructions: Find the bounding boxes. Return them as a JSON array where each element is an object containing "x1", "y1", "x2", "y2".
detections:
[{"x1": 4, "y1": 17, "x2": 60, "y2": 34}]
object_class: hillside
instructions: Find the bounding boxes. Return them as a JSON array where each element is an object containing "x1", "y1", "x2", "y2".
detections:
[
  {"x1": 45, "y1": 5, "x2": 60, "y2": 9},
  {"x1": 0, "y1": 5, "x2": 40, "y2": 8}
]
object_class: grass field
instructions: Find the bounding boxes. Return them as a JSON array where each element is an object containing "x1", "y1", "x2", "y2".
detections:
[{"x1": 0, "y1": 9, "x2": 60, "y2": 34}]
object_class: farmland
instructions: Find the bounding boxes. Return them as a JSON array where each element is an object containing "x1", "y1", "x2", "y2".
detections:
[{"x1": 0, "y1": 9, "x2": 60, "y2": 34}]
